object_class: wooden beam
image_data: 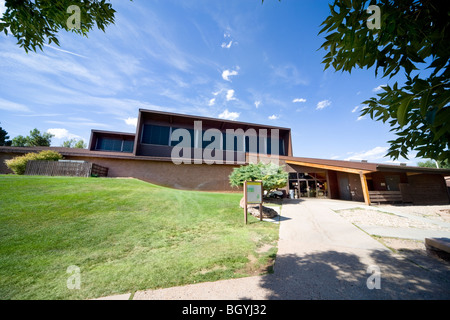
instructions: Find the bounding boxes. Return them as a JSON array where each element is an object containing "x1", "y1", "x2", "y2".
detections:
[
  {"x1": 360, "y1": 172, "x2": 371, "y2": 206},
  {"x1": 286, "y1": 160, "x2": 372, "y2": 175}
]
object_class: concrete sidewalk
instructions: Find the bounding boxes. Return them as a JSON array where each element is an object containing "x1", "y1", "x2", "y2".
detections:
[{"x1": 130, "y1": 199, "x2": 450, "y2": 300}]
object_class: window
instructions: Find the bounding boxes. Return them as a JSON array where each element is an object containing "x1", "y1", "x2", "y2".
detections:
[
  {"x1": 170, "y1": 127, "x2": 195, "y2": 148},
  {"x1": 142, "y1": 124, "x2": 170, "y2": 145},
  {"x1": 96, "y1": 137, "x2": 134, "y2": 153},
  {"x1": 122, "y1": 140, "x2": 134, "y2": 153}
]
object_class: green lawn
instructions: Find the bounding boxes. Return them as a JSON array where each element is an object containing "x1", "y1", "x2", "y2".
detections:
[{"x1": 0, "y1": 175, "x2": 279, "y2": 300}]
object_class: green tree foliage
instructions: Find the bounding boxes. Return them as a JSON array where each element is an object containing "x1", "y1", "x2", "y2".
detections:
[
  {"x1": 62, "y1": 139, "x2": 87, "y2": 149},
  {"x1": 417, "y1": 159, "x2": 450, "y2": 169},
  {"x1": 5, "y1": 150, "x2": 63, "y2": 175},
  {"x1": 319, "y1": 0, "x2": 450, "y2": 163},
  {"x1": 11, "y1": 129, "x2": 54, "y2": 147},
  {"x1": 0, "y1": 124, "x2": 12, "y2": 146},
  {"x1": 229, "y1": 162, "x2": 288, "y2": 193},
  {"x1": 0, "y1": 0, "x2": 117, "y2": 52}
]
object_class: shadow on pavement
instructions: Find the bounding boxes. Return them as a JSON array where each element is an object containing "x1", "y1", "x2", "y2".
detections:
[{"x1": 258, "y1": 249, "x2": 450, "y2": 299}]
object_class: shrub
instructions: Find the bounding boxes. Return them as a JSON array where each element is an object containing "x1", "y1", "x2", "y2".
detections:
[{"x1": 5, "y1": 150, "x2": 63, "y2": 175}]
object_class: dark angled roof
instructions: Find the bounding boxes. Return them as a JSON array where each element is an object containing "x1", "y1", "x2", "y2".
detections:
[{"x1": 139, "y1": 108, "x2": 292, "y2": 131}]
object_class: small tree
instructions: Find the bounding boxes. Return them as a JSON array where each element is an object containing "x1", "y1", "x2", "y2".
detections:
[
  {"x1": 62, "y1": 139, "x2": 87, "y2": 149},
  {"x1": 11, "y1": 129, "x2": 54, "y2": 147},
  {"x1": 5, "y1": 150, "x2": 63, "y2": 175},
  {"x1": 229, "y1": 162, "x2": 288, "y2": 195},
  {"x1": 0, "y1": 124, "x2": 12, "y2": 146}
]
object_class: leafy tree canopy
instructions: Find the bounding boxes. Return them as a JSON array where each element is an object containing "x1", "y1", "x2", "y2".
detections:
[
  {"x1": 0, "y1": 0, "x2": 117, "y2": 52},
  {"x1": 229, "y1": 162, "x2": 288, "y2": 194},
  {"x1": 62, "y1": 139, "x2": 87, "y2": 149},
  {"x1": 319, "y1": 0, "x2": 449, "y2": 163},
  {"x1": 11, "y1": 129, "x2": 54, "y2": 147},
  {"x1": 417, "y1": 159, "x2": 450, "y2": 169}
]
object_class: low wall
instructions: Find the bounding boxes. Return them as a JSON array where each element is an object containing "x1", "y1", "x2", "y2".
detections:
[{"x1": 65, "y1": 156, "x2": 240, "y2": 192}]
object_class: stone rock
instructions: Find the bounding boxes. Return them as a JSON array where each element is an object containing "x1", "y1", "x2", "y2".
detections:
[
  {"x1": 240, "y1": 197, "x2": 246, "y2": 209},
  {"x1": 247, "y1": 205, "x2": 278, "y2": 219}
]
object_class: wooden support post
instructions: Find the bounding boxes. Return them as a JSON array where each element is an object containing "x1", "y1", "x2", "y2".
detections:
[
  {"x1": 259, "y1": 203, "x2": 263, "y2": 222},
  {"x1": 360, "y1": 172, "x2": 371, "y2": 206},
  {"x1": 244, "y1": 180, "x2": 248, "y2": 225}
]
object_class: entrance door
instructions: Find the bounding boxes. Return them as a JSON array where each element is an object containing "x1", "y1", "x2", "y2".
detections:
[
  {"x1": 385, "y1": 175, "x2": 401, "y2": 191},
  {"x1": 337, "y1": 173, "x2": 352, "y2": 201}
]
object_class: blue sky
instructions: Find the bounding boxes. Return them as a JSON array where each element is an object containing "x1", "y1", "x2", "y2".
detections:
[{"x1": 0, "y1": 0, "x2": 417, "y2": 164}]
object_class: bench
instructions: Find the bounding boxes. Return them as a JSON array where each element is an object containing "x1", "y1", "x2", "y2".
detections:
[
  {"x1": 369, "y1": 191, "x2": 403, "y2": 204},
  {"x1": 425, "y1": 238, "x2": 450, "y2": 261}
]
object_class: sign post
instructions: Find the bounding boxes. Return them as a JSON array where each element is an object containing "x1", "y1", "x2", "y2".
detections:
[{"x1": 244, "y1": 180, "x2": 263, "y2": 224}]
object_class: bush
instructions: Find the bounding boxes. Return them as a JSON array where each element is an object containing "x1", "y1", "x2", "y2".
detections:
[{"x1": 5, "y1": 150, "x2": 63, "y2": 175}]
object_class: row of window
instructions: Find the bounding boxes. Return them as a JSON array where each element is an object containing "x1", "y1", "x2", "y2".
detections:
[
  {"x1": 94, "y1": 124, "x2": 287, "y2": 155},
  {"x1": 141, "y1": 124, "x2": 286, "y2": 155},
  {"x1": 96, "y1": 137, "x2": 134, "y2": 153}
]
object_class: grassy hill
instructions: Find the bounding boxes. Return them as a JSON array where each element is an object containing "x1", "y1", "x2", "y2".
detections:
[{"x1": 0, "y1": 175, "x2": 279, "y2": 300}]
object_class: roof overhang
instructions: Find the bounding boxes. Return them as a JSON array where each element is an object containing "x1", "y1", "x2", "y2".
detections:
[{"x1": 285, "y1": 160, "x2": 373, "y2": 175}]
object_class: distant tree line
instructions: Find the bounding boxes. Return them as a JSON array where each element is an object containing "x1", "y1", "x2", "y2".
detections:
[{"x1": 0, "y1": 125, "x2": 86, "y2": 149}]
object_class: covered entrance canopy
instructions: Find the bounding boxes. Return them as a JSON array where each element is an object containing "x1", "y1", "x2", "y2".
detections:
[{"x1": 284, "y1": 158, "x2": 450, "y2": 205}]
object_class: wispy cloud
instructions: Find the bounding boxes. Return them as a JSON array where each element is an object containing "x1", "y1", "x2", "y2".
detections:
[
  {"x1": 357, "y1": 115, "x2": 366, "y2": 121},
  {"x1": 45, "y1": 120, "x2": 111, "y2": 129},
  {"x1": 345, "y1": 146, "x2": 388, "y2": 161},
  {"x1": 351, "y1": 106, "x2": 359, "y2": 113},
  {"x1": 268, "y1": 115, "x2": 279, "y2": 120},
  {"x1": 43, "y1": 44, "x2": 88, "y2": 59},
  {"x1": 293, "y1": 98, "x2": 306, "y2": 103},
  {"x1": 316, "y1": 100, "x2": 331, "y2": 110},
  {"x1": 0, "y1": 98, "x2": 31, "y2": 112},
  {"x1": 373, "y1": 84, "x2": 387, "y2": 92},
  {"x1": 218, "y1": 109, "x2": 240, "y2": 121},
  {"x1": 270, "y1": 64, "x2": 309, "y2": 86},
  {"x1": 254, "y1": 100, "x2": 261, "y2": 108}
]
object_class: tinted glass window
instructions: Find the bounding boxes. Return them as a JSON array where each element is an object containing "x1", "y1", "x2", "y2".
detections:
[{"x1": 142, "y1": 125, "x2": 170, "y2": 145}]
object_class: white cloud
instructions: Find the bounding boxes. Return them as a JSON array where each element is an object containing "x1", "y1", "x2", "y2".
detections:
[
  {"x1": 254, "y1": 100, "x2": 261, "y2": 108},
  {"x1": 0, "y1": 1, "x2": 6, "y2": 18},
  {"x1": 268, "y1": 115, "x2": 279, "y2": 120},
  {"x1": 221, "y1": 41, "x2": 233, "y2": 49},
  {"x1": 43, "y1": 44, "x2": 88, "y2": 59},
  {"x1": 357, "y1": 115, "x2": 366, "y2": 121},
  {"x1": 316, "y1": 100, "x2": 331, "y2": 110},
  {"x1": 218, "y1": 109, "x2": 240, "y2": 121},
  {"x1": 293, "y1": 98, "x2": 307, "y2": 103},
  {"x1": 0, "y1": 98, "x2": 31, "y2": 112},
  {"x1": 373, "y1": 85, "x2": 387, "y2": 92},
  {"x1": 208, "y1": 98, "x2": 216, "y2": 106},
  {"x1": 345, "y1": 146, "x2": 389, "y2": 161},
  {"x1": 351, "y1": 106, "x2": 359, "y2": 113},
  {"x1": 124, "y1": 117, "x2": 138, "y2": 127},
  {"x1": 222, "y1": 68, "x2": 239, "y2": 82},
  {"x1": 47, "y1": 128, "x2": 80, "y2": 140},
  {"x1": 226, "y1": 89, "x2": 237, "y2": 101}
]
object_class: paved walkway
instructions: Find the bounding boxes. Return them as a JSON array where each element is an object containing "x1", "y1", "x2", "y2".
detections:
[{"x1": 126, "y1": 199, "x2": 450, "y2": 300}]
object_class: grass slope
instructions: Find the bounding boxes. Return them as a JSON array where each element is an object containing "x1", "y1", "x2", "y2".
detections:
[{"x1": 0, "y1": 175, "x2": 278, "y2": 300}]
